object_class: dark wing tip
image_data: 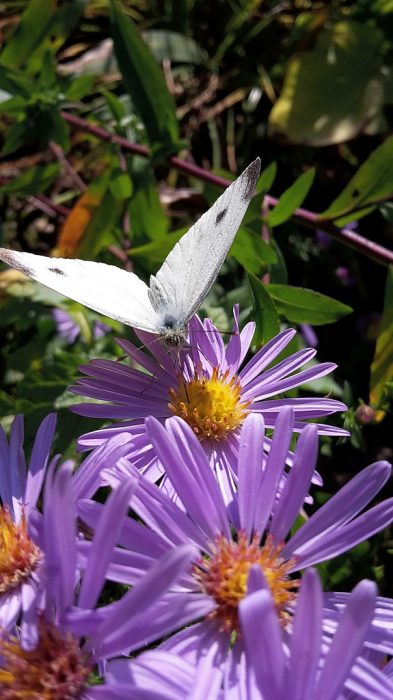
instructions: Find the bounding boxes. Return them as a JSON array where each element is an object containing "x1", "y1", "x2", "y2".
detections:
[
  {"x1": 0, "y1": 248, "x2": 33, "y2": 278},
  {"x1": 241, "y1": 157, "x2": 261, "y2": 202}
]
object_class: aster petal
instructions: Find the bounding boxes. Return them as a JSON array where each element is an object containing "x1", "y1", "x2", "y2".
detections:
[
  {"x1": 287, "y1": 569, "x2": 323, "y2": 700},
  {"x1": 237, "y1": 413, "x2": 266, "y2": 538},
  {"x1": 107, "y1": 652, "x2": 196, "y2": 698},
  {"x1": 72, "y1": 434, "x2": 134, "y2": 500},
  {"x1": 345, "y1": 657, "x2": 393, "y2": 700},
  {"x1": 147, "y1": 416, "x2": 230, "y2": 540},
  {"x1": 9, "y1": 414, "x2": 27, "y2": 512},
  {"x1": 0, "y1": 589, "x2": 21, "y2": 630},
  {"x1": 0, "y1": 424, "x2": 12, "y2": 506},
  {"x1": 242, "y1": 360, "x2": 338, "y2": 401},
  {"x1": 91, "y1": 544, "x2": 197, "y2": 658},
  {"x1": 289, "y1": 498, "x2": 393, "y2": 569},
  {"x1": 239, "y1": 328, "x2": 297, "y2": 385},
  {"x1": 254, "y1": 407, "x2": 294, "y2": 535},
  {"x1": 240, "y1": 587, "x2": 285, "y2": 700},
  {"x1": 314, "y1": 580, "x2": 377, "y2": 700},
  {"x1": 283, "y1": 461, "x2": 392, "y2": 558},
  {"x1": 269, "y1": 424, "x2": 318, "y2": 541},
  {"x1": 78, "y1": 478, "x2": 138, "y2": 609},
  {"x1": 43, "y1": 459, "x2": 76, "y2": 614},
  {"x1": 24, "y1": 413, "x2": 56, "y2": 516}
]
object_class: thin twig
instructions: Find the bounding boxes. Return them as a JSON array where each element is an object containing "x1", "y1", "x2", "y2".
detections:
[
  {"x1": 49, "y1": 140, "x2": 87, "y2": 192},
  {"x1": 50, "y1": 111, "x2": 393, "y2": 267}
]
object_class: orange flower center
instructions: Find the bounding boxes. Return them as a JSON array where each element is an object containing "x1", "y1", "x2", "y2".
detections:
[
  {"x1": 0, "y1": 507, "x2": 41, "y2": 595},
  {"x1": 0, "y1": 618, "x2": 91, "y2": 699},
  {"x1": 168, "y1": 368, "x2": 250, "y2": 441},
  {"x1": 194, "y1": 532, "x2": 298, "y2": 632}
]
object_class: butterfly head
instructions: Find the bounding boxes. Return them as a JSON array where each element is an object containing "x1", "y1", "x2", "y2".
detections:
[{"x1": 159, "y1": 315, "x2": 187, "y2": 348}]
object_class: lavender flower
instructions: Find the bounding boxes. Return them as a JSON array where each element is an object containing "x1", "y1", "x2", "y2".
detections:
[
  {"x1": 52, "y1": 308, "x2": 111, "y2": 345},
  {"x1": 239, "y1": 567, "x2": 393, "y2": 700},
  {"x1": 70, "y1": 306, "x2": 347, "y2": 496},
  {"x1": 0, "y1": 414, "x2": 56, "y2": 632},
  {"x1": 0, "y1": 459, "x2": 195, "y2": 698},
  {"x1": 76, "y1": 409, "x2": 393, "y2": 671}
]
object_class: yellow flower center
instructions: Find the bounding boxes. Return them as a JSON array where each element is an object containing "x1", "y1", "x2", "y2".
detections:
[
  {"x1": 0, "y1": 507, "x2": 42, "y2": 594},
  {"x1": 0, "y1": 618, "x2": 91, "y2": 699},
  {"x1": 194, "y1": 532, "x2": 298, "y2": 632},
  {"x1": 168, "y1": 368, "x2": 251, "y2": 441}
]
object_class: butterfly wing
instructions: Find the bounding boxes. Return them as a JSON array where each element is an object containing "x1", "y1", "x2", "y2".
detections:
[
  {"x1": 148, "y1": 157, "x2": 261, "y2": 324},
  {"x1": 0, "y1": 250, "x2": 159, "y2": 332}
]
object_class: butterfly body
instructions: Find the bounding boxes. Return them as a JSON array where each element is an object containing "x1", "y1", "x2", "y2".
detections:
[{"x1": 0, "y1": 158, "x2": 261, "y2": 346}]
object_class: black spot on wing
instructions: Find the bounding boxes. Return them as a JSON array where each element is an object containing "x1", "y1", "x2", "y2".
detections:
[
  {"x1": 215, "y1": 207, "x2": 228, "y2": 225},
  {"x1": 50, "y1": 267, "x2": 66, "y2": 276},
  {"x1": 0, "y1": 250, "x2": 33, "y2": 278},
  {"x1": 241, "y1": 158, "x2": 261, "y2": 202}
]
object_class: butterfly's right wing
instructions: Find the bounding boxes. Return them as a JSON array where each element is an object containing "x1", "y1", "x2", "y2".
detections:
[
  {"x1": 0, "y1": 250, "x2": 159, "y2": 332},
  {"x1": 149, "y1": 158, "x2": 261, "y2": 324}
]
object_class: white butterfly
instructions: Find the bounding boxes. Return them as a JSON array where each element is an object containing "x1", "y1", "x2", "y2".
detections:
[{"x1": 0, "y1": 158, "x2": 260, "y2": 347}]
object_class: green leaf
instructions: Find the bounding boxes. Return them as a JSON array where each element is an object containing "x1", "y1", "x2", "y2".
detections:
[
  {"x1": 0, "y1": 65, "x2": 34, "y2": 97},
  {"x1": 1, "y1": 121, "x2": 28, "y2": 156},
  {"x1": 370, "y1": 267, "x2": 393, "y2": 410},
  {"x1": 128, "y1": 230, "x2": 185, "y2": 265},
  {"x1": 267, "y1": 168, "x2": 315, "y2": 227},
  {"x1": 320, "y1": 137, "x2": 393, "y2": 220},
  {"x1": 109, "y1": 168, "x2": 133, "y2": 200},
  {"x1": 268, "y1": 21, "x2": 385, "y2": 146},
  {"x1": 247, "y1": 273, "x2": 280, "y2": 345},
  {"x1": 256, "y1": 161, "x2": 277, "y2": 194},
  {"x1": 110, "y1": 0, "x2": 180, "y2": 150},
  {"x1": 230, "y1": 226, "x2": 276, "y2": 274},
  {"x1": 265, "y1": 284, "x2": 353, "y2": 325},
  {"x1": 77, "y1": 189, "x2": 123, "y2": 259},
  {"x1": 0, "y1": 0, "x2": 56, "y2": 68},
  {"x1": 0, "y1": 163, "x2": 60, "y2": 195},
  {"x1": 65, "y1": 74, "x2": 97, "y2": 101},
  {"x1": 128, "y1": 157, "x2": 168, "y2": 241}
]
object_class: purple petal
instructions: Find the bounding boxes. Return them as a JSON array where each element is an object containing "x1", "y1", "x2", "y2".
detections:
[
  {"x1": 25, "y1": 413, "x2": 56, "y2": 515},
  {"x1": 239, "y1": 328, "x2": 297, "y2": 385}
]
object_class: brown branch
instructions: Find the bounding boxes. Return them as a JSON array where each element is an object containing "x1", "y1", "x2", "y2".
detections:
[{"x1": 22, "y1": 110, "x2": 390, "y2": 267}]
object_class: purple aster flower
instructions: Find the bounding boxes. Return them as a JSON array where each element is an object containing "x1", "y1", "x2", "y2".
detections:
[
  {"x1": 76, "y1": 409, "x2": 393, "y2": 675},
  {"x1": 52, "y1": 308, "x2": 111, "y2": 345},
  {"x1": 70, "y1": 306, "x2": 347, "y2": 497},
  {"x1": 238, "y1": 567, "x2": 393, "y2": 700},
  {"x1": 0, "y1": 413, "x2": 56, "y2": 632},
  {"x1": 0, "y1": 459, "x2": 195, "y2": 698}
]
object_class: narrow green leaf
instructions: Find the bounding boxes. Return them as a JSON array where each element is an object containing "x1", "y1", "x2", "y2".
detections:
[
  {"x1": 256, "y1": 161, "x2": 277, "y2": 194},
  {"x1": 65, "y1": 74, "x2": 97, "y2": 101},
  {"x1": 0, "y1": 0, "x2": 56, "y2": 68},
  {"x1": 77, "y1": 190, "x2": 123, "y2": 259},
  {"x1": 110, "y1": 0, "x2": 180, "y2": 149},
  {"x1": 370, "y1": 267, "x2": 393, "y2": 410},
  {"x1": 0, "y1": 164, "x2": 60, "y2": 195},
  {"x1": 247, "y1": 273, "x2": 280, "y2": 345},
  {"x1": 230, "y1": 226, "x2": 276, "y2": 274},
  {"x1": 266, "y1": 284, "x2": 353, "y2": 325},
  {"x1": 128, "y1": 158, "x2": 168, "y2": 241},
  {"x1": 320, "y1": 137, "x2": 393, "y2": 220},
  {"x1": 0, "y1": 65, "x2": 34, "y2": 97},
  {"x1": 109, "y1": 169, "x2": 133, "y2": 200},
  {"x1": 128, "y1": 230, "x2": 185, "y2": 265},
  {"x1": 267, "y1": 168, "x2": 315, "y2": 227}
]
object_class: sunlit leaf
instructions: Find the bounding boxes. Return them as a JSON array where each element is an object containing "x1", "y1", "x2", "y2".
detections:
[
  {"x1": 370, "y1": 267, "x2": 393, "y2": 416},
  {"x1": 265, "y1": 284, "x2": 352, "y2": 324},
  {"x1": 110, "y1": 0, "x2": 180, "y2": 150},
  {"x1": 320, "y1": 136, "x2": 393, "y2": 220},
  {"x1": 267, "y1": 168, "x2": 315, "y2": 227},
  {"x1": 55, "y1": 181, "x2": 105, "y2": 257},
  {"x1": 268, "y1": 21, "x2": 385, "y2": 146},
  {"x1": 247, "y1": 273, "x2": 280, "y2": 345},
  {"x1": 0, "y1": 163, "x2": 60, "y2": 195},
  {"x1": 128, "y1": 158, "x2": 168, "y2": 241},
  {"x1": 230, "y1": 226, "x2": 276, "y2": 274},
  {"x1": 0, "y1": 0, "x2": 56, "y2": 68}
]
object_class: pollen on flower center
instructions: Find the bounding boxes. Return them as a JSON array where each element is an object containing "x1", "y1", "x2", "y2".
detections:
[
  {"x1": 194, "y1": 532, "x2": 298, "y2": 632},
  {"x1": 168, "y1": 368, "x2": 250, "y2": 441},
  {"x1": 0, "y1": 618, "x2": 91, "y2": 700},
  {"x1": 0, "y1": 507, "x2": 41, "y2": 594}
]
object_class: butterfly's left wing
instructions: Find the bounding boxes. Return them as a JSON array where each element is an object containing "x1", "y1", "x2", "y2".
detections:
[
  {"x1": 148, "y1": 158, "x2": 261, "y2": 323},
  {"x1": 0, "y1": 250, "x2": 159, "y2": 332}
]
